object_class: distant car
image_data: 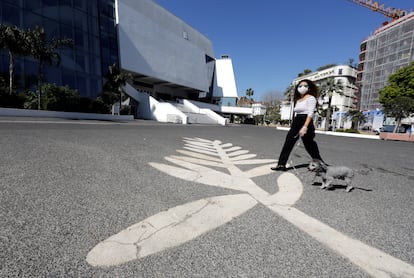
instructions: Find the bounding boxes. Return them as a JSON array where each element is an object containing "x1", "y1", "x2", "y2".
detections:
[
  {"x1": 376, "y1": 125, "x2": 406, "y2": 134},
  {"x1": 243, "y1": 118, "x2": 256, "y2": 125}
]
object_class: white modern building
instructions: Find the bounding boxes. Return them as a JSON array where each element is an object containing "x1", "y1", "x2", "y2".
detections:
[
  {"x1": 116, "y1": 0, "x2": 251, "y2": 124},
  {"x1": 252, "y1": 102, "x2": 266, "y2": 116},
  {"x1": 282, "y1": 65, "x2": 358, "y2": 129}
]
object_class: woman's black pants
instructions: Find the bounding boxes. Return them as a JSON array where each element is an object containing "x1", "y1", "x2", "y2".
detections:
[{"x1": 277, "y1": 114, "x2": 323, "y2": 166}]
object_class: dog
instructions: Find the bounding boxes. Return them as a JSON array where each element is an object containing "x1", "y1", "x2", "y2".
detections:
[{"x1": 308, "y1": 160, "x2": 354, "y2": 192}]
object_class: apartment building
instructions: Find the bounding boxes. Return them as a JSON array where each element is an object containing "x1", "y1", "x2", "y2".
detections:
[{"x1": 357, "y1": 12, "x2": 414, "y2": 111}]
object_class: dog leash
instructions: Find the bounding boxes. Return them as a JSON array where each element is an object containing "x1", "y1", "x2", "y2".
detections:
[{"x1": 289, "y1": 134, "x2": 301, "y2": 171}]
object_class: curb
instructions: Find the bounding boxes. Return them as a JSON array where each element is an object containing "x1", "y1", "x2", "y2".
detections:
[{"x1": 275, "y1": 127, "x2": 379, "y2": 140}]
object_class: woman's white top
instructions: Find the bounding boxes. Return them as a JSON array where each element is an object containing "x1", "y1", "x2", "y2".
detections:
[{"x1": 294, "y1": 95, "x2": 316, "y2": 117}]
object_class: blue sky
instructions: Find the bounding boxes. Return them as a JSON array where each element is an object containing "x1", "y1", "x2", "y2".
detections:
[{"x1": 154, "y1": 0, "x2": 413, "y2": 101}]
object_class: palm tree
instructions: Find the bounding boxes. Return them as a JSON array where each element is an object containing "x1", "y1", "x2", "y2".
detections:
[
  {"x1": 245, "y1": 88, "x2": 254, "y2": 101},
  {"x1": 318, "y1": 78, "x2": 344, "y2": 130},
  {"x1": 284, "y1": 84, "x2": 296, "y2": 124},
  {"x1": 103, "y1": 63, "x2": 132, "y2": 113},
  {"x1": 345, "y1": 109, "x2": 365, "y2": 130},
  {"x1": 0, "y1": 25, "x2": 31, "y2": 95},
  {"x1": 27, "y1": 26, "x2": 73, "y2": 110}
]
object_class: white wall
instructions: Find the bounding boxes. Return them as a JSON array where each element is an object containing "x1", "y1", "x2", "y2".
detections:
[
  {"x1": 213, "y1": 57, "x2": 238, "y2": 98},
  {"x1": 117, "y1": 0, "x2": 214, "y2": 92},
  {"x1": 125, "y1": 83, "x2": 187, "y2": 124}
]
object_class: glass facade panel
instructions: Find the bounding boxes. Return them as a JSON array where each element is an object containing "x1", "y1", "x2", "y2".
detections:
[
  {"x1": 43, "y1": 0, "x2": 60, "y2": 20},
  {"x1": 43, "y1": 18, "x2": 59, "y2": 39},
  {"x1": 0, "y1": 0, "x2": 119, "y2": 99},
  {"x1": 59, "y1": 6, "x2": 74, "y2": 27},
  {"x1": 73, "y1": 9, "x2": 87, "y2": 31},
  {"x1": 73, "y1": 0, "x2": 86, "y2": 11},
  {"x1": 3, "y1": 4, "x2": 20, "y2": 26},
  {"x1": 45, "y1": 66, "x2": 61, "y2": 84},
  {"x1": 76, "y1": 75, "x2": 86, "y2": 95},
  {"x1": 24, "y1": 11, "x2": 43, "y2": 29},
  {"x1": 24, "y1": 0, "x2": 42, "y2": 11},
  {"x1": 59, "y1": 0, "x2": 72, "y2": 6}
]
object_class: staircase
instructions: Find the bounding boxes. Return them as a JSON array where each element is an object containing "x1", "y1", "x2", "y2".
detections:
[{"x1": 170, "y1": 102, "x2": 222, "y2": 125}]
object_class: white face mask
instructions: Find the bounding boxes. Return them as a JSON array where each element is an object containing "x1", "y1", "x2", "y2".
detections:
[{"x1": 297, "y1": 85, "x2": 309, "y2": 95}]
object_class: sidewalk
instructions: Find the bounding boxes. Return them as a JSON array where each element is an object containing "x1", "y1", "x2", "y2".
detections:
[{"x1": 275, "y1": 126, "x2": 380, "y2": 140}]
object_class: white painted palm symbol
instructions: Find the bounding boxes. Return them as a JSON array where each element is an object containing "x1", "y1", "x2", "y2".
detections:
[{"x1": 87, "y1": 138, "x2": 414, "y2": 278}]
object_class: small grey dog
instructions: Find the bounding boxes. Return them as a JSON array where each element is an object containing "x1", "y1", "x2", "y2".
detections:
[{"x1": 308, "y1": 160, "x2": 354, "y2": 192}]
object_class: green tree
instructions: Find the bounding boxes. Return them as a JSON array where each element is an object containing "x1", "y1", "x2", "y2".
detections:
[
  {"x1": 40, "y1": 83, "x2": 79, "y2": 112},
  {"x1": 103, "y1": 63, "x2": 132, "y2": 113},
  {"x1": 0, "y1": 25, "x2": 31, "y2": 95},
  {"x1": 261, "y1": 90, "x2": 282, "y2": 124},
  {"x1": 318, "y1": 77, "x2": 344, "y2": 130},
  {"x1": 298, "y1": 69, "x2": 312, "y2": 77},
  {"x1": 345, "y1": 109, "x2": 365, "y2": 130},
  {"x1": 283, "y1": 84, "x2": 296, "y2": 124},
  {"x1": 316, "y1": 64, "x2": 337, "y2": 71},
  {"x1": 379, "y1": 62, "x2": 414, "y2": 132},
  {"x1": 245, "y1": 88, "x2": 254, "y2": 101},
  {"x1": 27, "y1": 26, "x2": 73, "y2": 110},
  {"x1": 348, "y1": 58, "x2": 357, "y2": 68},
  {"x1": 382, "y1": 96, "x2": 414, "y2": 132}
]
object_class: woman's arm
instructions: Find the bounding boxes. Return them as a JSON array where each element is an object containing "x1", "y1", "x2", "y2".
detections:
[{"x1": 299, "y1": 96, "x2": 316, "y2": 136}]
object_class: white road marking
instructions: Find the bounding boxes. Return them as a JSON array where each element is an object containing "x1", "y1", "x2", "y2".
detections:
[
  {"x1": 86, "y1": 194, "x2": 257, "y2": 267},
  {"x1": 268, "y1": 204, "x2": 414, "y2": 278},
  {"x1": 87, "y1": 137, "x2": 414, "y2": 277}
]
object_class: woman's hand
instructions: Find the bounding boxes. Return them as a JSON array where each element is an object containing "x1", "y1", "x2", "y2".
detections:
[{"x1": 299, "y1": 126, "x2": 308, "y2": 137}]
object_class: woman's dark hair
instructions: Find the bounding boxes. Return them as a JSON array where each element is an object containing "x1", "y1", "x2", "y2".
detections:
[{"x1": 293, "y1": 79, "x2": 319, "y2": 104}]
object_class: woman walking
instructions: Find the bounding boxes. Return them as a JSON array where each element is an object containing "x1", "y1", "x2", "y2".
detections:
[{"x1": 272, "y1": 79, "x2": 324, "y2": 171}]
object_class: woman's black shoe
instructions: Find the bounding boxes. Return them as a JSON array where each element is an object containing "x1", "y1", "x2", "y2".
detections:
[{"x1": 271, "y1": 165, "x2": 288, "y2": 171}]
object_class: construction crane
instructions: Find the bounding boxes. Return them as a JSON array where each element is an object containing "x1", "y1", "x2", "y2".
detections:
[{"x1": 347, "y1": 0, "x2": 407, "y2": 20}]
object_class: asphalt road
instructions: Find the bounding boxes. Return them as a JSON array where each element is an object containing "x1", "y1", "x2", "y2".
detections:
[{"x1": 0, "y1": 119, "x2": 413, "y2": 277}]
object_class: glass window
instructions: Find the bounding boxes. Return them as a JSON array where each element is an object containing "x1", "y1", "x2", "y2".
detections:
[
  {"x1": 73, "y1": 9, "x2": 87, "y2": 31},
  {"x1": 87, "y1": 16, "x2": 99, "y2": 36},
  {"x1": 44, "y1": 66, "x2": 61, "y2": 84},
  {"x1": 86, "y1": 1, "x2": 98, "y2": 17},
  {"x1": 24, "y1": 0, "x2": 41, "y2": 11},
  {"x1": 3, "y1": 4, "x2": 20, "y2": 26},
  {"x1": 59, "y1": 0, "x2": 72, "y2": 6},
  {"x1": 89, "y1": 35, "x2": 100, "y2": 55},
  {"x1": 75, "y1": 54, "x2": 85, "y2": 71},
  {"x1": 60, "y1": 24, "x2": 74, "y2": 40},
  {"x1": 73, "y1": 0, "x2": 86, "y2": 11},
  {"x1": 74, "y1": 29, "x2": 85, "y2": 50},
  {"x1": 89, "y1": 79, "x2": 98, "y2": 97},
  {"x1": 23, "y1": 11, "x2": 43, "y2": 29},
  {"x1": 76, "y1": 75, "x2": 86, "y2": 96},
  {"x1": 90, "y1": 56, "x2": 101, "y2": 75},
  {"x1": 43, "y1": 19, "x2": 59, "y2": 40},
  {"x1": 62, "y1": 69, "x2": 76, "y2": 88},
  {"x1": 42, "y1": 0, "x2": 59, "y2": 20},
  {"x1": 24, "y1": 60, "x2": 38, "y2": 77},
  {"x1": 42, "y1": 0, "x2": 58, "y2": 7},
  {"x1": 0, "y1": 54, "x2": 8, "y2": 73},
  {"x1": 59, "y1": 6, "x2": 73, "y2": 27}
]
